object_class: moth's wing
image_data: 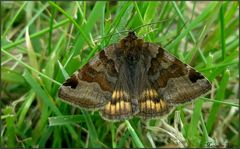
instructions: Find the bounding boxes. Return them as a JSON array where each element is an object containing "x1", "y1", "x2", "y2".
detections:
[
  {"x1": 146, "y1": 43, "x2": 211, "y2": 105},
  {"x1": 138, "y1": 87, "x2": 171, "y2": 118},
  {"x1": 100, "y1": 62, "x2": 139, "y2": 121},
  {"x1": 100, "y1": 86, "x2": 138, "y2": 121},
  {"x1": 58, "y1": 44, "x2": 119, "y2": 110},
  {"x1": 133, "y1": 56, "x2": 170, "y2": 118}
]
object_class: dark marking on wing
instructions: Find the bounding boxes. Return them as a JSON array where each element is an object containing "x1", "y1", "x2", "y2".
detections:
[
  {"x1": 63, "y1": 75, "x2": 78, "y2": 89},
  {"x1": 188, "y1": 69, "x2": 204, "y2": 83},
  {"x1": 80, "y1": 64, "x2": 114, "y2": 92}
]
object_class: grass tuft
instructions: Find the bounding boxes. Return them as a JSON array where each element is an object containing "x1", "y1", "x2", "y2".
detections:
[{"x1": 1, "y1": 1, "x2": 238, "y2": 148}]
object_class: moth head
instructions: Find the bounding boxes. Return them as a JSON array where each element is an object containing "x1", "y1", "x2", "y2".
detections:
[
  {"x1": 120, "y1": 32, "x2": 143, "y2": 47},
  {"x1": 120, "y1": 32, "x2": 144, "y2": 63},
  {"x1": 127, "y1": 31, "x2": 137, "y2": 40}
]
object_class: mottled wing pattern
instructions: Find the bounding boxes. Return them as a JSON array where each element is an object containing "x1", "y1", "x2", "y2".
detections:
[
  {"x1": 146, "y1": 43, "x2": 211, "y2": 105},
  {"x1": 138, "y1": 87, "x2": 170, "y2": 118},
  {"x1": 58, "y1": 44, "x2": 118, "y2": 110},
  {"x1": 100, "y1": 87, "x2": 137, "y2": 121},
  {"x1": 100, "y1": 60, "x2": 139, "y2": 121},
  {"x1": 58, "y1": 32, "x2": 212, "y2": 121}
]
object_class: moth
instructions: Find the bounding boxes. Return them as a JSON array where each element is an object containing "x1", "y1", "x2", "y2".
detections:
[{"x1": 58, "y1": 31, "x2": 211, "y2": 121}]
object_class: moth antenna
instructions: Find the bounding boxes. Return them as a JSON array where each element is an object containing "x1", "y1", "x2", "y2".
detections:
[
  {"x1": 132, "y1": 18, "x2": 173, "y2": 33},
  {"x1": 163, "y1": 20, "x2": 189, "y2": 48},
  {"x1": 94, "y1": 30, "x2": 131, "y2": 42},
  {"x1": 116, "y1": 29, "x2": 131, "y2": 36},
  {"x1": 93, "y1": 18, "x2": 172, "y2": 42},
  {"x1": 141, "y1": 28, "x2": 162, "y2": 37},
  {"x1": 120, "y1": 19, "x2": 172, "y2": 35}
]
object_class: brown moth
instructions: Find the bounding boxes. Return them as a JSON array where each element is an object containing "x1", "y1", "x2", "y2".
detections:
[{"x1": 58, "y1": 31, "x2": 211, "y2": 121}]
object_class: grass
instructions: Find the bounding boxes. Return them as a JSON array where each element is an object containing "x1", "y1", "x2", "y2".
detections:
[{"x1": 1, "y1": 1, "x2": 239, "y2": 148}]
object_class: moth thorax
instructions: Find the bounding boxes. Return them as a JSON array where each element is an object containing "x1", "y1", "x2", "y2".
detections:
[
  {"x1": 120, "y1": 38, "x2": 143, "y2": 48},
  {"x1": 125, "y1": 48, "x2": 140, "y2": 64}
]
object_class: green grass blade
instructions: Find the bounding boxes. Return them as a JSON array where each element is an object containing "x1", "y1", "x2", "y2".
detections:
[
  {"x1": 16, "y1": 3, "x2": 49, "y2": 40},
  {"x1": 2, "y1": 19, "x2": 70, "y2": 50},
  {"x1": 48, "y1": 2, "x2": 94, "y2": 48},
  {"x1": 22, "y1": 70, "x2": 79, "y2": 141},
  {"x1": 82, "y1": 110, "x2": 101, "y2": 147},
  {"x1": 2, "y1": 106, "x2": 16, "y2": 147},
  {"x1": 2, "y1": 49, "x2": 61, "y2": 86},
  {"x1": 167, "y1": 2, "x2": 221, "y2": 49},
  {"x1": 117, "y1": 128, "x2": 130, "y2": 148},
  {"x1": 47, "y1": 3, "x2": 56, "y2": 54},
  {"x1": 1, "y1": 67, "x2": 25, "y2": 84},
  {"x1": 48, "y1": 115, "x2": 86, "y2": 126},
  {"x1": 200, "y1": 113, "x2": 211, "y2": 147},
  {"x1": 23, "y1": 70, "x2": 62, "y2": 115},
  {"x1": 57, "y1": 61, "x2": 100, "y2": 147},
  {"x1": 17, "y1": 90, "x2": 36, "y2": 128},
  {"x1": 201, "y1": 97, "x2": 238, "y2": 108},
  {"x1": 25, "y1": 27, "x2": 40, "y2": 72},
  {"x1": 125, "y1": 120, "x2": 144, "y2": 148},
  {"x1": 206, "y1": 69, "x2": 230, "y2": 133},
  {"x1": 172, "y1": 2, "x2": 196, "y2": 43},
  {"x1": 186, "y1": 99, "x2": 204, "y2": 147},
  {"x1": 2, "y1": 2, "x2": 27, "y2": 37},
  {"x1": 219, "y1": 5, "x2": 226, "y2": 60}
]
